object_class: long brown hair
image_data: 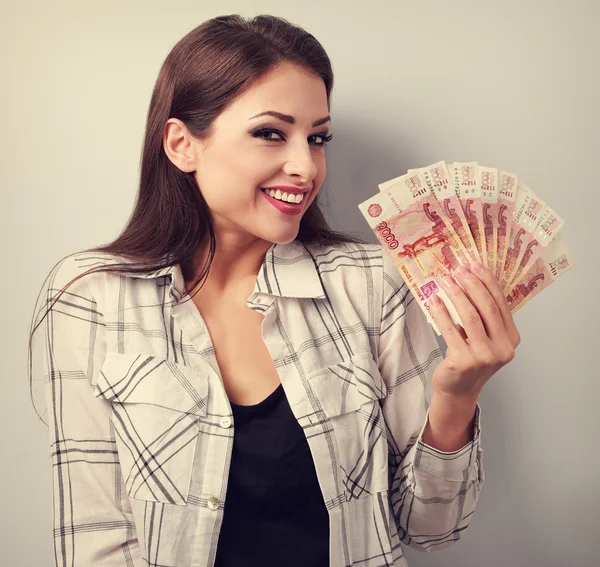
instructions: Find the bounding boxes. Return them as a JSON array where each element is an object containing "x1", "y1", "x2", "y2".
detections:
[{"x1": 30, "y1": 14, "x2": 367, "y2": 352}]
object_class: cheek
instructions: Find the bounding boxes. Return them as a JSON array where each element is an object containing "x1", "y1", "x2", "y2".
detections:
[
  {"x1": 314, "y1": 156, "x2": 327, "y2": 189},
  {"x1": 197, "y1": 153, "x2": 261, "y2": 199},
  {"x1": 224, "y1": 150, "x2": 276, "y2": 190}
]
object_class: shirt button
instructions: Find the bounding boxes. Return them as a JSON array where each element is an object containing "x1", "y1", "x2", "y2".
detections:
[
  {"x1": 207, "y1": 497, "x2": 220, "y2": 511},
  {"x1": 219, "y1": 416, "x2": 232, "y2": 429}
]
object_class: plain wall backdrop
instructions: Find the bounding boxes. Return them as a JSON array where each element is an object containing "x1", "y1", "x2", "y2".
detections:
[{"x1": 2, "y1": 1, "x2": 598, "y2": 565}]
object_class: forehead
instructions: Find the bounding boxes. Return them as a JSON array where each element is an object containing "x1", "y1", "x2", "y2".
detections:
[{"x1": 221, "y1": 62, "x2": 329, "y2": 124}]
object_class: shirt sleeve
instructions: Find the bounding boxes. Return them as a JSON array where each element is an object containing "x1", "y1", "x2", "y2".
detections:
[
  {"x1": 376, "y1": 248, "x2": 485, "y2": 552},
  {"x1": 30, "y1": 256, "x2": 142, "y2": 566}
]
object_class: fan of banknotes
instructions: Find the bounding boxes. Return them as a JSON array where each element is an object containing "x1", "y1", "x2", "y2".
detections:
[{"x1": 358, "y1": 161, "x2": 573, "y2": 334}]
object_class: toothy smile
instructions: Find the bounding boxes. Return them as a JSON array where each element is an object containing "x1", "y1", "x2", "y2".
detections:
[{"x1": 260, "y1": 188, "x2": 306, "y2": 204}]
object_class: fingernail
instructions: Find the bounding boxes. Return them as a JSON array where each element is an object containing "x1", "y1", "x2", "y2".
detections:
[
  {"x1": 430, "y1": 294, "x2": 440, "y2": 306},
  {"x1": 472, "y1": 262, "x2": 484, "y2": 273},
  {"x1": 456, "y1": 265, "x2": 468, "y2": 277},
  {"x1": 442, "y1": 275, "x2": 454, "y2": 287}
]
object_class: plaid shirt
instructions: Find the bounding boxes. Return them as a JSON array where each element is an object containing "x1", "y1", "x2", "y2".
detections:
[{"x1": 30, "y1": 241, "x2": 484, "y2": 567}]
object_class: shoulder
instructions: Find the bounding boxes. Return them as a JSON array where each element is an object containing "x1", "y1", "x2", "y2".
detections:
[
  {"x1": 31, "y1": 251, "x2": 125, "y2": 343},
  {"x1": 302, "y1": 241, "x2": 385, "y2": 274},
  {"x1": 303, "y1": 241, "x2": 403, "y2": 289},
  {"x1": 301, "y1": 241, "x2": 390, "y2": 303},
  {"x1": 38, "y1": 250, "x2": 129, "y2": 301}
]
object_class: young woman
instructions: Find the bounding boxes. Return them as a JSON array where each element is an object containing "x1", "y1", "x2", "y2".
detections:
[{"x1": 29, "y1": 14, "x2": 520, "y2": 567}]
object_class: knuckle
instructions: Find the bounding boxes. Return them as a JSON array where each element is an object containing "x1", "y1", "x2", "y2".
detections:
[
  {"x1": 500, "y1": 345, "x2": 516, "y2": 364},
  {"x1": 465, "y1": 309, "x2": 482, "y2": 326},
  {"x1": 441, "y1": 322, "x2": 456, "y2": 336},
  {"x1": 486, "y1": 298, "x2": 500, "y2": 315},
  {"x1": 447, "y1": 354, "x2": 471, "y2": 373},
  {"x1": 513, "y1": 330, "x2": 521, "y2": 348},
  {"x1": 496, "y1": 291, "x2": 510, "y2": 307},
  {"x1": 484, "y1": 343, "x2": 515, "y2": 366},
  {"x1": 475, "y1": 347, "x2": 496, "y2": 367}
]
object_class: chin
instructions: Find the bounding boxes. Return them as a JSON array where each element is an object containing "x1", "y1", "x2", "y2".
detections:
[{"x1": 260, "y1": 228, "x2": 300, "y2": 246}]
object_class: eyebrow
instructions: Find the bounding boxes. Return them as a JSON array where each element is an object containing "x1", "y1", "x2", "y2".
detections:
[{"x1": 249, "y1": 111, "x2": 331, "y2": 127}]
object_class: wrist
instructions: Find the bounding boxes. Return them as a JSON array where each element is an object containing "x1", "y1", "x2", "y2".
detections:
[
  {"x1": 431, "y1": 388, "x2": 480, "y2": 413},
  {"x1": 422, "y1": 391, "x2": 479, "y2": 452}
]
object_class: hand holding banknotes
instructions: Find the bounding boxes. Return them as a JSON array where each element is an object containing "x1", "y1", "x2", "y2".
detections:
[
  {"x1": 358, "y1": 161, "x2": 572, "y2": 451},
  {"x1": 428, "y1": 261, "x2": 520, "y2": 401},
  {"x1": 359, "y1": 161, "x2": 573, "y2": 334}
]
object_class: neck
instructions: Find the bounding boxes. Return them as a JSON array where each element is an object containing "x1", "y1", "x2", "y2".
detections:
[{"x1": 184, "y1": 234, "x2": 275, "y2": 304}]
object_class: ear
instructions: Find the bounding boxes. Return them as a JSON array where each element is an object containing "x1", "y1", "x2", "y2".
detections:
[{"x1": 163, "y1": 118, "x2": 201, "y2": 173}]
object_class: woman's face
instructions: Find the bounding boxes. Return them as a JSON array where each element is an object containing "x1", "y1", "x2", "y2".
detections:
[{"x1": 190, "y1": 62, "x2": 331, "y2": 246}]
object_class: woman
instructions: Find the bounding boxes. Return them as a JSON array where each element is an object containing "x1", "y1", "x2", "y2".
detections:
[{"x1": 29, "y1": 14, "x2": 520, "y2": 567}]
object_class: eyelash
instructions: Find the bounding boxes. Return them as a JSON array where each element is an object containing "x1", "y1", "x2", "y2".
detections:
[{"x1": 252, "y1": 128, "x2": 334, "y2": 147}]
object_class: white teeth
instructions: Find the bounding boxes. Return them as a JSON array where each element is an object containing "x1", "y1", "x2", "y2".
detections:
[{"x1": 263, "y1": 189, "x2": 304, "y2": 204}]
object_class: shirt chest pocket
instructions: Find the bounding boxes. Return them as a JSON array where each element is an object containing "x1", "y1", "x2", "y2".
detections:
[
  {"x1": 307, "y1": 351, "x2": 390, "y2": 501},
  {"x1": 94, "y1": 352, "x2": 208, "y2": 506}
]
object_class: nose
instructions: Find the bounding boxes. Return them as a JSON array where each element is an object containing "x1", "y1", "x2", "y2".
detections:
[{"x1": 281, "y1": 139, "x2": 319, "y2": 184}]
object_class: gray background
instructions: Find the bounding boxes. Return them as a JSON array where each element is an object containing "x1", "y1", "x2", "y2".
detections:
[{"x1": 2, "y1": 1, "x2": 598, "y2": 566}]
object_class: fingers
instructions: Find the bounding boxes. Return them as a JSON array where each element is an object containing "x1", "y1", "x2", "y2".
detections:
[
  {"x1": 438, "y1": 269, "x2": 489, "y2": 343},
  {"x1": 452, "y1": 264, "x2": 506, "y2": 342},
  {"x1": 431, "y1": 262, "x2": 521, "y2": 366},
  {"x1": 463, "y1": 262, "x2": 521, "y2": 348},
  {"x1": 429, "y1": 294, "x2": 469, "y2": 351}
]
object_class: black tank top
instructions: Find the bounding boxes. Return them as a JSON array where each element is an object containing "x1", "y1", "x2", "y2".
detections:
[{"x1": 213, "y1": 383, "x2": 330, "y2": 566}]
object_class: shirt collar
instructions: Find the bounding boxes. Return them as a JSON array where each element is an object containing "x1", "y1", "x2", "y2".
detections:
[{"x1": 122, "y1": 241, "x2": 326, "y2": 301}]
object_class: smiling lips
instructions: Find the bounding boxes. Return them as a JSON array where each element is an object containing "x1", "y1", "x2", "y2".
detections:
[
  {"x1": 261, "y1": 187, "x2": 306, "y2": 204},
  {"x1": 261, "y1": 187, "x2": 310, "y2": 216}
]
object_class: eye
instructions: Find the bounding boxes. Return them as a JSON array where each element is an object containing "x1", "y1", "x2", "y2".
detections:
[
  {"x1": 251, "y1": 128, "x2": 334, "y2": 147},
  {"x1": 252, "y1": 128, "x2": 285, "y2": 142},
  {"x1": 309, "y1": 132, "x2": 334, "y2": 147}
]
